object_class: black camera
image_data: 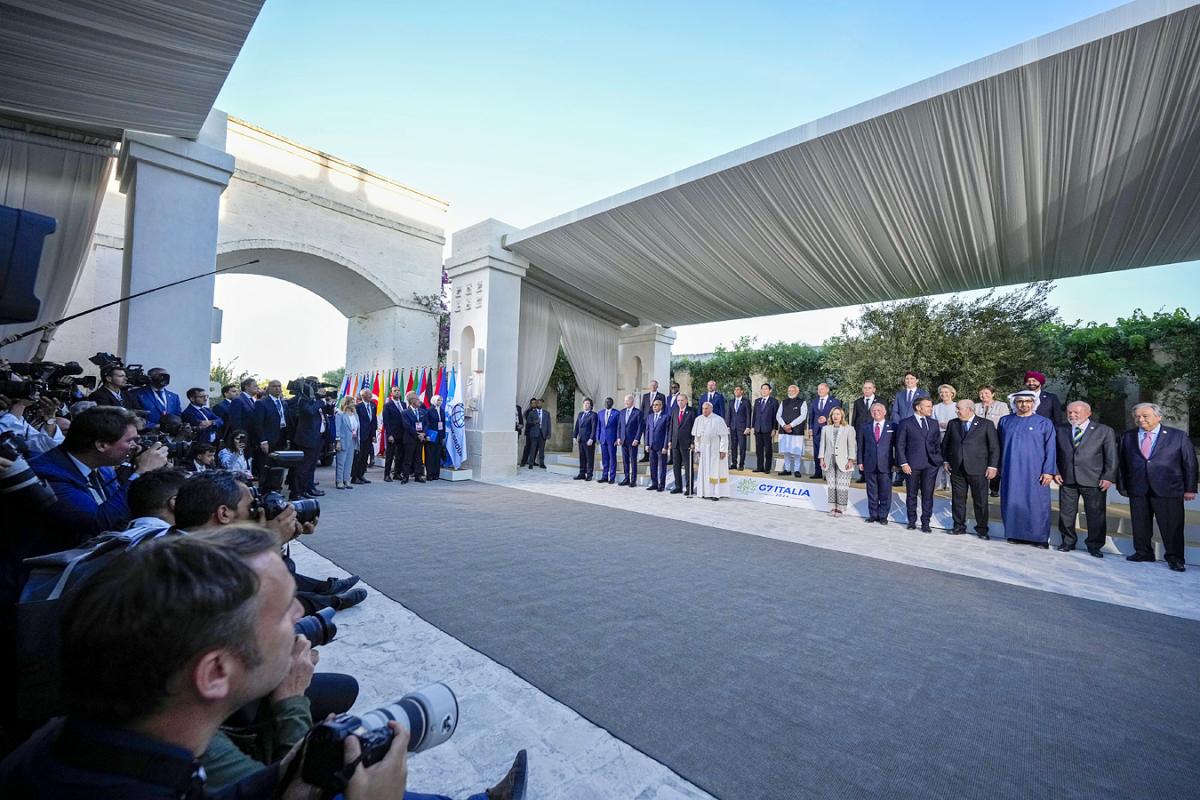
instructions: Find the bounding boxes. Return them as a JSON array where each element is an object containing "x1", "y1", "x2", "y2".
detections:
[
  {"x1": 0, "y1": 433, "x2": 56, "y2": 510},
  {"x1": 252, "y1": 451, "x2": 319, "y2": 523},
  {"x1": 0, "y1": 360, "x2": 93, "y2": 404},
  {"x1": 301, "y1": 683, "x2": 459, "y2": 791},
  {"x1": 295, "y1": 607, "x2": 337, "y2": 647},
  {"x1": 135, "y1": 433, "x2": 192, "y2": 463},
  {"x1": 88, "y1": 352, "x2": 150, "y2": 389}
]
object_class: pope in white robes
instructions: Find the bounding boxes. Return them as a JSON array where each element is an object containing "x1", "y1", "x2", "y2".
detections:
[{"x1": 693, "y1": 402, "x2": 731, "y2": 500}]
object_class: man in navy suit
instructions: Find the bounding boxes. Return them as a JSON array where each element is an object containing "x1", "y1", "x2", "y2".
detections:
[
  {"x1": 400, "y1": 391, "x2": 428, "y2": 483},
  {"x1": 572, "y1": 398, "x2": 598, "y2": 480},
  {"x1": 181, "y1": 387, "x2": 223, "y2": 446},
  {"x1": 596, "y1": 397, "x2": 620, "y2": 483},
  {"x1": 896, "y1": 396, "x2": 941, "y2": 531},
  {"x1": 352, "y1": 387, "x2": 377, "y2": 484},
  {"x1": 250, "y1": 380, "x2": 289, "y2": 478},
  {"x1": 808, "y1": 382, "x2": 842, "y2": 479},
  {"x1": 424, "y1": 394, "x2": 448, "y2": 481},
  {"x1": 698, "y1": 380, "x2": 726, "y2": 420},
  {"x1": 724, "y1": 385, "x2": 750, "y2": 470},
  {"x1": 856, "y1": 401, "x2": 896, "y2": 524},
  {"x1": 667, "y1": 394, "x2": 697, "y2": 495},
  {"x1": 132, "y1": 367, "x2": 182, "y2": 428},
  {"x1": 850, "y1": 380, "x2": 883, "y2": 482},
  {"x1": 640, "y1": 381, "x2": 666, "y2": 463},
  {"x1": 1118, "y1": 403, "x2": 1198, "y2": 572},
  {"x1": 643, "y1": 398, "x2": 670, "y2": 491},
  {"x1": 890, "y1": 371, "x2": 930, "y2": 485},
  {"x1": 521, "y1": 399, "x2": 550, "y2": 469},
  {"x1": 234, "y1": 378, "x2": 259, "y2": 469},
  {"x1": 615, "y1": 393, "x2": 643, "y2": 487},
  {"x1": 751, "y1": 383, "x2": 779, "y2": 473},
  {"x1": 211, "y1": 384, "x2": 241, "y2": 431},
  {"x1": 381, "y1": 386, "x2": 406, "y2": 481},
  {"x1": 1024, "y1": 370, "x2": 1065, "y2": 427},
  {"x1": 288, "y1": 389, "x2": 324, "y2": 499}
]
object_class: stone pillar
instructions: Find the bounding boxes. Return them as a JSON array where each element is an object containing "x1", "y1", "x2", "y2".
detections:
[
  {"x1": 117, "y1": 110, "x2": 233, "y2": 394},
  {"x1": 346, "y1": 305, "x2": 438, "y2": 375},
  {"x1": 445, "y1": 219, "x2": 528, "y2": 480},
  {"x1": 617, "y1": 324, "x2": 676, "y2": 398}
]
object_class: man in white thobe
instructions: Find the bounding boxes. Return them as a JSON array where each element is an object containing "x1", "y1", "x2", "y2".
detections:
[{"x1": 692, "y1": 402, "x2": 731, "y2": 500}]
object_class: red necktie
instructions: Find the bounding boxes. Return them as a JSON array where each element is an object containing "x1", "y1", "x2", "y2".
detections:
[
  {"x1": 874, "y1": 423, "x2": 881, "y2": 442},
  {"x1": 678, "y1": 409, "x2": 683, "y2": 423}
]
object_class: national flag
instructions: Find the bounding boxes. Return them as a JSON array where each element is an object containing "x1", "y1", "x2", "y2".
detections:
[
  {"x1": 405, "y1": 369, "x2": 414, "y2": 394},
  {"x1": 447, "y1": 366, "x2": 466, "y2": 468}
]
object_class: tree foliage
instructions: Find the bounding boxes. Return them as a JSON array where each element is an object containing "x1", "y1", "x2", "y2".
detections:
[
  {"x1": 821, "y1": 282, "x2": 1060, "y2": 396},
  {"x1": 673, "y1": 337, "x2": 824, "y2": 394},
  {"x1": 549, "y1": 346, "x2": 577, "y2": 422},
  {"x1": 210, "y1": 358, "x2": 256, "y2": 389},
  {"x1": 321, "y1": 367, "x2": 346, "y2": 389}
]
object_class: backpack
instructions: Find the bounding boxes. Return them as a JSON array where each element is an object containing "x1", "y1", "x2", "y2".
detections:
[{"x1": 16, "y1": 525, "x2": 172, "y2": 721}]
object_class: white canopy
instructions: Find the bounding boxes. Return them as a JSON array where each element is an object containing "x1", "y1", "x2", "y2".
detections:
[{"x1": 505, "y1": 0, "x2": 1200, "y2": 326}]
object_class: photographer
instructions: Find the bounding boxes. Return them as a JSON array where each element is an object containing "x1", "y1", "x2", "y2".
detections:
[
  {"x1": 123, "y1": 467, "x2": 189, "y2": 539},
  {"x1": 131, "y1": 367, "x2": 182, "y2": 427},
  {"x1": 87, "y1": 365, "x2": 135, "y2": 408},
  {"x1": 0, "y1": 395, "x2": 63, "y2": 455},
  {"x1": 0, "y1": 529, "x2": 410, "y2": 799},
  {"x1": 287, "y1": 380, "x2": 325, "y2": 501},
  {"x1": 218, "y1": 428, "x2": 255, "y2": 481}
]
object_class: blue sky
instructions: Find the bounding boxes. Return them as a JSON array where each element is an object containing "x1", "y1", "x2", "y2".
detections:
[{"x1": 212, "y1": 0, "x2": 1199, "y2": 375}]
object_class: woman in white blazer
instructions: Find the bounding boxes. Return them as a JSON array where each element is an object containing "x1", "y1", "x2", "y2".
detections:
[{"x1": 819, "y1": 406, "x2": 857, "y2": 515}]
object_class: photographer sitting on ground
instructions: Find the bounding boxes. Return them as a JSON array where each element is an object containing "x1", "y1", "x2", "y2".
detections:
[
  {"x1": 172, "y1": 470, "x2": 366, "y2": 612},
  {"x1": 0, "y1": 528, "x2": 409, "y2": 799}
]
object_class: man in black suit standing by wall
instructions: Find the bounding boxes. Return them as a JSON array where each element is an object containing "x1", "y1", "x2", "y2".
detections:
[
  {"x1": 1117, "y1": 402, "x2": 1197, "y2": 572},
  {"x1": 897, "y1": 396, "x2": 941, "y2": 532},
  {"x1": 351, "y1": 387, "x2": 377, "y2": 484},
  {"x1": 1054, "y1": 401, "x2": 1118, "y2": 556},
  {"x1": 667, "y1": 393, "x2": 696, "y2": 495},
  {"x1": 941, "y1": 398, "x2": 1000, "y2": 538},
  {"x1": 724, "y1": 385, "x2": 750, "y2": 471},
  {"x1": 522, "y1": 398, "x2": 550, "y2": 469},
  {"x1": 751, "y1": 383, "x2": 779, "y2": 473}
]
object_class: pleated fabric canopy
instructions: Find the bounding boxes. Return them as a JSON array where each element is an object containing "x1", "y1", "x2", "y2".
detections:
[
  {"x1": 505, "y1": 0, "x2": 1200, "y2": 327},
  {"x1": 0, "y1": 0, "x2": 265, "y2": 139}
]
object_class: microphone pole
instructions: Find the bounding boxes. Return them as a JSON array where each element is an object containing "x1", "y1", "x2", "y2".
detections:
[{"x1": 0, "y1": 259, "x2": 260, "y2": 351}]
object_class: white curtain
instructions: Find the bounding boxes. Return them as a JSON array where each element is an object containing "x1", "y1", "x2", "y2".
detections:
[
  {"x1": 553, "y1": 297, "x2": 618, "y2": 406},
  {"x1": 516, "y1": 284, "x2": 560, "y2": 407},
  {"x1": 0, "y1": 126, "x2": 115, "y2": 360}
]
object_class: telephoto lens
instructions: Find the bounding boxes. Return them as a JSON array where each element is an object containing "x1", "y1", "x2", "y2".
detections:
[
  {"x1": 301, "y1": 683, "x2": 459, "y2": 790},
  {"x1": 294, "y1": 607, "x2": 337, "y2": 647},
  {"x1": 290, "y1": 497, "x2": 320, "y2": 524}
]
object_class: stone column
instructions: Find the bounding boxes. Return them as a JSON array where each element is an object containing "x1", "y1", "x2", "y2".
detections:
[
  {"x1": 346, "y1": 305, "x2": 439, "y2": 375},
  {"x1": 445, "y1": 219, "x2": 528, "y2": 480},
  {"x1": 617, "y1": 323, "x2": 676, "y2": 399},
  {"x1": 117, "y1": 110, "x2": 233, "y2": 394}
]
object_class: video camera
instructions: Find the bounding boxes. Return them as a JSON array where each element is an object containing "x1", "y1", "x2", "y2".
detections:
[
  {"x1": 0, "y1": 360, "x2": 93, "y2": 405},
  {"x1": 88, "y1": 352, "x2": 151, "y2": 389},
  {"x1": 252, "y1": 450, "x2": 319, "y2": 523},
  {"x1": 287, "y1": 376, "x2": 337, "y2": 400},
  {"x1": 301, "y1": 683, "x2": 459, "y2": 791}
]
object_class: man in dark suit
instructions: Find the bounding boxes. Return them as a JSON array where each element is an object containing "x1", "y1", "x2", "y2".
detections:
[
  {"x1": 941, "y1": 398, "x2": 1000, "y2": 538},
  {"x1": 381, "y1": 386, "x2": 406, "y2": 481},
  {"x1": 808, "y1": 382, "x2": 842, "y2": 479},
  {"x1": 698, "y1": 380, "x2": 726, "y2": 420},
  {"x1": 211, "y1": 384, "x2": 242, "y2": 431},
  {"x1": 522, "y1": 398, "x2": 550, "y2": 470},
  {"x1": 615, "y1": 393, "x2": 643, "y2": 487},
  {"x1": 1024, "y1": 371, "x2": 1065, "y2": 426},
  {"x1": 351, "y1": 388, "x2": 377, "y2": 484},
  {"x1": 644, "y1": 398, "x2": 670, "y2": 491},
  {"x1": 251, "y1": 380, "x2": 289, "y2": 479},
  {"x1": 131, "y1": 367, "x2": 182, "y2": 428},
  {"x1": 87, "y1": 366, "x2": 135, "y2": 408},
  {"x1": 667, "y1": 394, "x2": 696, "y2": 495},
  {"x1": 288, "y1": 390, "x2": 324, "y2": 499},
  {"x1": 596, "y1": 397, "x2": 620, "y2": 484},
  {"x1": 1054, "y1": 401, "x2": 1119, "y2": 556},
  {"x1": 724, "y1": 385, "x2": 750, "y2": 470},
  {"x1": 850, "y1": 380, "x2": 882, "y2": 482},
  {"x1": 856, "y1": 401, "x2": 896, "y2": 524},
  {"x1": 890, "y1": 372, "x2": 929, "y2": 486},
  {"x1": 1117, "y1": 403, "x2": 1198, "y2": 572},
  {"x1": 181, "y1": 388, "x2": 223, "y2": 446},
  {"x1": 400, "y1": 392, "x2": 427, "y2": 483},
  {"x1": 751, "y1": 383, "x2": 779, "y2": 473},
  {"x1": 424, "y1": 394, "x2": 448, "y2": 481},
  {"x1": 640, "y1": 381, "x2": 666, "y2": 462},
  {"x1": 572, "y1": 398, "x2": 597, "y2": 481},
  {"x1": 234, "y1": 378, "x2": 260, "y2": 471},
  {"x1": 896, "y1": 396, "x2": 941, "y2": 531}
]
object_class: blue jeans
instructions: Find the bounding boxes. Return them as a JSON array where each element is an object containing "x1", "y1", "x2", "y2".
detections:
[{"x1": 335, "y1": 446, "x2": 355, "y2": 484}]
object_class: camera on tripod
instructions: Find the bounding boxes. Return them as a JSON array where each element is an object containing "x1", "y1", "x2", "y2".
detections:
[
  {"x1": 252, "y1": 450, "x2": 319, "y2": 523},
  {"x1": 88, "y1": 352, "x2": 150, "y2": 388},
  {"x1": 301, "y1": 683, "x2": 459, "y2": 791}
]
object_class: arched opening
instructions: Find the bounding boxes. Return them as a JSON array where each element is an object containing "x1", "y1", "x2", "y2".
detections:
[{"x1": 631, "y1": 355, "x2": 644, "y2": 394}]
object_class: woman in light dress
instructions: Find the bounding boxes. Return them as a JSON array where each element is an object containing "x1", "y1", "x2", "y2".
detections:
[
  {"x1": 819, "y1": 406, "x2": 856, "y2": 515},
  {"x1": 932, "y1": 384, "x2": 958, "y2": 490},
  {"x1": 334, "y1": 395, "x2": 360, "y2": 489}
]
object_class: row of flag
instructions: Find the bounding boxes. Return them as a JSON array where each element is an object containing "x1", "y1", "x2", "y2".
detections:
[{"x1": 338, "y1": 366, "x2": 465, "y2": 468}]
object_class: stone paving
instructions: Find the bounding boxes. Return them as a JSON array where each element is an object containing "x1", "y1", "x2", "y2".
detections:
[{"x1": 296, "y1": 464, "x2": 1197, "y2": 799}]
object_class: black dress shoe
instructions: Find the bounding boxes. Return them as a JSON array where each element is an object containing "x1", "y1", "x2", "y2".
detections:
[
  {"x1": 646, "y1": 484, "x2": 657, "y2": 491},
  {"x1": 1055, "y1": 544, "x2": 1073, "y2": 552},
  {"x1": 527, "y1": 464, "x2": 534, "y2": 470},
  {"x1": 1088, "y1": 550, "x2": 1104, "y2": 558},
  {"x1": 415, "y1": 477, "x2": 426, "y2": 483},
  {"x1": 308, "y1": 489, "x2": 326, "y2": 497},
  {"x1": 670, "y1": 488, "x2": 683, "y2": 494},
  {"x1": 906, "y1": 523, "x2": 916, "y2": 530},
  {"x1": 573, "y1": 475, "x2": 584, "y2": 480},
  {"x1": 383, "y1": 475, "x2": 393, "y2": 482},
  {"x1": 976, "y1": 531, "x2": 990, "y2": 540},
  {"x1": 949, "y1": 528, "x2": 965, "y2": 535},
  {"x1": 486, "y1": 749, "x2": 528, "y2": 800},
  {"x1": 657, "y1": 487, "x2": 665, "y2": 492},
  {"x1": 989, "y1": 490, "x2": 999, "y2": 498},
  {"x1": 777, "y1": 470, "x2": 791, "y2": 476},
  {"x1": 400, "y1": 477, "x2": 409, "y2": 484},
  {"x1": 1168, "y1": 561, "x2": 1186, "y2": 572},
  {"x1": 331, "y1": 588, "x2": 368, "y2": 610},
  {"x1": 921, "y1": 525, "x2": 932, "y2": 533},
  {"x1": 1126, "y1": 553, "x2": 1156, "y2": 562},
  {"x1": 359, "y1": 477, "x2": 371, "y2": 484},
  {"x1": 864, "y1": 517, "x2": 878, "y2": 524},
  {"x1": 878, "y1": 519, "x2": 889, "y2": 526},
  {"x1": 617, "y1": 479, "x2": 629, "y2": 486},
  {"x1": 584, "y1": 476, "x2": 592, "y2": 481},
  {"x1": 538, "y1": 464, "x2": 546, "y2": 469},
  {"x1": 325, "y1": 575, "x2": 361, "y2": 595}
]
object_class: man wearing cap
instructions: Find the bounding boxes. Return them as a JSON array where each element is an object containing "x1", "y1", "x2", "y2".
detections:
[
  {"x1": 1023, "y1": 371, "x2": 1064, "y2": 426},
  {"x1": 998, "y1": 390, "x2": 1058, "y2": 548}
]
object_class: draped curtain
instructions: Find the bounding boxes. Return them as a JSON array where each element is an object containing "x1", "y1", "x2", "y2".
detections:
[
  {"x1": 0, "y1": 126, "x2": 116, "y2": 360},
  {"x1": 553, "y1": 297, "x2": 618, "y2": 406},
  {"x1": 516, "y1": 284, "x2": 560, "y2": 407}
]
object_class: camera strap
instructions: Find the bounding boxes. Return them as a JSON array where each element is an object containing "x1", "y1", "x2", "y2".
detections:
[{"x1": 276, "y1": 733, "x2": 362, "y2": 800}]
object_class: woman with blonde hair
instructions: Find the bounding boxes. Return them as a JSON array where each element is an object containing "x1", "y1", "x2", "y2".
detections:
[
  {"x1": 932, "y1": 384, "x2": 958, "y2": 490},
  {"x1": 334, "y1": 395, "x2": 360, "y2": 489},
  {"x1": 819, "y1": 406, "x2": 856, "y2": 515}
]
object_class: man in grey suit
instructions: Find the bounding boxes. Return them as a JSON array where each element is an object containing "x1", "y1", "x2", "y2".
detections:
[{"x1": 1054, "y1": 401, "x2": 1119, "y2": 557}]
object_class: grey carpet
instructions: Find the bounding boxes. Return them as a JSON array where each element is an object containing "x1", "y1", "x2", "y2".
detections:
[{"x1": 306, "y1": 477, "x2": 1200, "y2": 800}]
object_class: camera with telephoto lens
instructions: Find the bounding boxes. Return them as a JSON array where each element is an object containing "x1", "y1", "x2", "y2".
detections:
[
  {"x1": 87, "y1": 352, "x2": 150, "y2": 389},
  {"x1": 0, "y1": 360, "x2": 93, "y2": 404},
  {"x1": 135, "y1": 433, "x2": 191, "y2": 463},
  {"x1": 0, "y1": 432, "x2": 56, "y2": 510},
  {"x1": 251, "y1": 450, "x2": 319, "y2": 523},
  {"x1": 301, "y1": 683, "x2": 459, "y2": 791},
  {"x1": 295, "y1": 607, "x2": 337, "y2": 647}
]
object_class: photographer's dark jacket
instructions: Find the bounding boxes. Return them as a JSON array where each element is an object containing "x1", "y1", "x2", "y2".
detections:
[{"x1": 28, "y1": 445, "x2": 132, "y2": 556}]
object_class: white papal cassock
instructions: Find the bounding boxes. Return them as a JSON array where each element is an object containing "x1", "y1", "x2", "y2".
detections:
[{"x1": 692, "y1": 411, "x2": 731, "y2": 498}]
